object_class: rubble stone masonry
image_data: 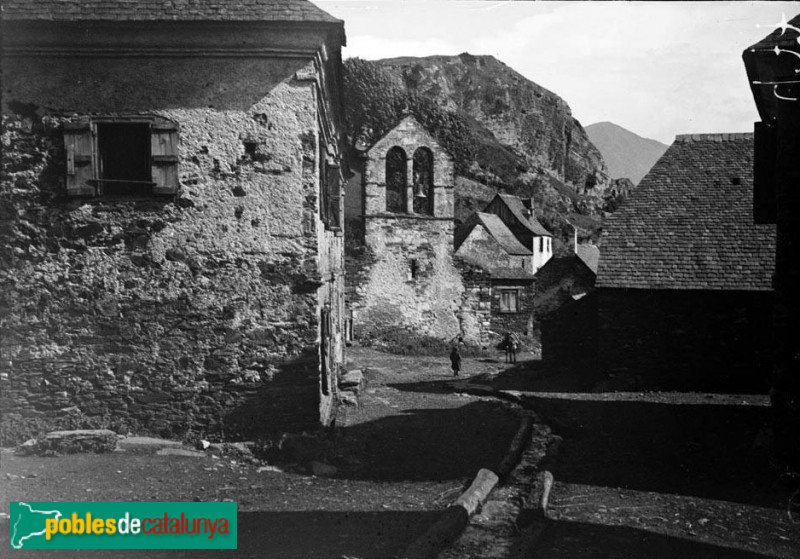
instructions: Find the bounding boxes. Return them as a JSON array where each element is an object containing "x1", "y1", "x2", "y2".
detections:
[
  {"x1": 347, "y1": 117, "x2": 464, "y2": 343},
  {"x1": 0, "y1": 22, "x2": 345, "y2": 444}
]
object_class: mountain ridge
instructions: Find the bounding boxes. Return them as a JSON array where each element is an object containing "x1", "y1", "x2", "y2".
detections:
[
  {"x1": 376, "y1": 53, "x2": 609, "y2": 196},
  {"x1": 343, "y1": 53, "x2": 618, "y2": 247}
]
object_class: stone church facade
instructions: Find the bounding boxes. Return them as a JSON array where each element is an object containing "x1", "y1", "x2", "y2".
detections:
[
  {"x1": 0, "y1": 0, "x2": 347, "y2": 444},
  {"x1": 345, "y1": 117, "x2": 542, "y2": 348},
  {"x1": 345, "y1": 117, "x2": 467, "y2": 344}
]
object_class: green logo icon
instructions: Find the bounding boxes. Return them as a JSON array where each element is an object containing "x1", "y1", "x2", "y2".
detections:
[{"x1": 9, "y1": 502, "x2": 237, "y2": 550}]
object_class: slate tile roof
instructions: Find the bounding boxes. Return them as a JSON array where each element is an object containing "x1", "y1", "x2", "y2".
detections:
[
  {"x1": 1, "y1": 0, "x2": 342, "y2": 23},
  {"x1": 456, "y1": 212, "x2": 532, "y2": 255},
  {"x1": 487, "y1": 267, "x2": 535, "y2": 281},
  {"x1": 597, "y1": 133, "x2": 776, "y2": 291},
  {"x1": 497, "y1": 194, "x2": 553, "y2": 237}
]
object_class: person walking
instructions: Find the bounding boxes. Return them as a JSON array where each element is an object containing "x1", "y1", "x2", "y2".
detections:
[
  {"x1": 504, "y1": 332, "x2": 518, "y2": 364},
  {"x1": 450, "y1": 346, "x2": 462, "y2": 377}
]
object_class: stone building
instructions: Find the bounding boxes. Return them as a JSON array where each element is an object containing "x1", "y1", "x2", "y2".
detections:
[
  {"x1": 344, "y1": 116, "x2": 465, "y2": 343},
  {"x1": 0, "y1": 0, "x2": 347, "y2": 444},
  {"x1": 596, "y1": 133, "x2": 776, "y2": 391},
  {"x1": 456, "y1": 194, "x2": 553, "y2": 274},
  {"x1": 454, "y1": 193, "x2": 553, "y2": 340}
]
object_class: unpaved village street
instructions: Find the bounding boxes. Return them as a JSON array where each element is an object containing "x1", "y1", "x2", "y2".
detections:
[
  {"x1": 484, "y1": 368, "x2": 800, "y2": 559},
  {"x1": 1, "y1": 348, "x2": 520, "y2": 559},
  {"x1": 2, "y1": 349, "x2": 799, "y2": 558}
]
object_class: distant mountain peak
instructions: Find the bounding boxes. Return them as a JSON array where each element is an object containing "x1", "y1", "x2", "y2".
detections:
[{"x1": 585, "y1": 122, "x2": 668, "y2": 185}]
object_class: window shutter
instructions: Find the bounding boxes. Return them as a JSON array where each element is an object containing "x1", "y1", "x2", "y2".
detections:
[
  {"x1": 151, "y1": 122, "x2": 179, "y2": 194},
  {"x1": 327, "y1": 161, "x2": 342, "y2": 231},
  {"x1": 64, "y1": 122, "x2": 95, "y2": 196}
]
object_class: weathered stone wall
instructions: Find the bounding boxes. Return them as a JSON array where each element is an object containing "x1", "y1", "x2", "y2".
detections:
[
  {"x1": 0, "y1": 26, "x2": 345, "y2": 444},
  {"x1": 352, "y1": 217, "x2": 463, "y2": 341},
  {"x1": 455, "y1": 261, "x2": 493, "y2": 346},
  {"x1": 597, "y1": 288, "x2": 773, "y2": 392}
]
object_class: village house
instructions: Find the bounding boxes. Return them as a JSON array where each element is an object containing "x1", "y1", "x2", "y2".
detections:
[
  {"x1": 0, "y1": 0, "x2": 347, "y2": 443},
  {"x1": 454, "y1": 193, "x2": 555, "y2": 340},
  {"x1": 596, "y1": 133, "x2": 776, "y2": 391},
  {"x1": 456, "y1": 194, "x2": 553, "y2": 275}
]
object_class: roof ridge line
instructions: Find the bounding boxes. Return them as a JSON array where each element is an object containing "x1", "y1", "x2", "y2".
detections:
[{"x1": 674, "y1": 132, "x2": 753, "y2": 143}]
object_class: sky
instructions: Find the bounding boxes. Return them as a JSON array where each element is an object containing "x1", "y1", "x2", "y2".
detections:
[{"x1": 316, "y1": 0, "x2": 799, "y2": 145}]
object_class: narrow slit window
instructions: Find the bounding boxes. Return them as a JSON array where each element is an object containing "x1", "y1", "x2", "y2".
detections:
[
  {"x1": 385, "y1": 146, "x2": 407, "y2": 213},
  {"x1": 412, "y1": 147, "x2": 434, "y2": 216}
]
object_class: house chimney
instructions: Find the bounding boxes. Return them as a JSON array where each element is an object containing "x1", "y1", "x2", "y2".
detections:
[
  {"x1": 574, "y1": 227, "x2": 578, "y2": 254},
  {"x1": 567, "y1": 221, "x2": 578, "y2": 254}
]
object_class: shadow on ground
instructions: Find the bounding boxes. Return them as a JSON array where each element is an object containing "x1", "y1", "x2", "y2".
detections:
[
  {"x1": 526, "y1": 394, "x2": 780, "y2": 509},
  {"x1": 335, "y1": 400, "x2": 519, "y2": 482},
  {"x1": 386, "y1": 359, "x2": 782, "y2": 509},
  {"x1": 516, "y1": 518, "x2": 778, "y2": 559},
  {"x1": 0, "y1": 510, "x2": 441, "y2": 559}
]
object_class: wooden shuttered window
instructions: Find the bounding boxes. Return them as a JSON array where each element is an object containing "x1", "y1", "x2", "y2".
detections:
[
  {"x1": 150, "y1": 121, "x2": 179, "y2": 195},
  {"x1": 499, "y1": 289, "x2": 520, "y2": 314},
  {"x1": 64, "y1": 122, "x2": 96, "y2": 196},
  {"x1": 63, "y1": 118, "x2": 179, "y2": 196}
]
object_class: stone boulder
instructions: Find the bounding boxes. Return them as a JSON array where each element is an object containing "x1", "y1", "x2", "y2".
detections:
[
  {"x1": 339, "y1": 369, "x2": 364, "y2": 392},
  {"x1": 338, "y1": 392, "x2": 359, "y2": 407},
  {"x1": 156, "y1": 448, "x2": 206, "y2": 458},
  {"x1": 116, "y1": 436, "x2": 183, "y2": 455},
  {"x1": 16, "y1": 429, "x2": 118, "y2": 455}
]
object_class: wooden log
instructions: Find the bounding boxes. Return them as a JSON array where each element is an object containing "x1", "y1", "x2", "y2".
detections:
[
  {"x1": 401, "y1": 468, "x2": 499, "y2": 559},
  {"x1": 453, "y1": 468, "x2": 500, "y2": 515},
  {"x1": 497, "y1": 413, "x2": 534, "y2": 480}
]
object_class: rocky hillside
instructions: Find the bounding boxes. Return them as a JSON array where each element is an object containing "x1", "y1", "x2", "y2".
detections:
[
  {"x1": 343, "y1": 54, "x2": 617, "y2": 247},
  {"x1": 585, "y1": 121, "x2": 668, "y2": 185},
  {"x1": 377, "y1": 54, "x2": 610, "y2": 196}
]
